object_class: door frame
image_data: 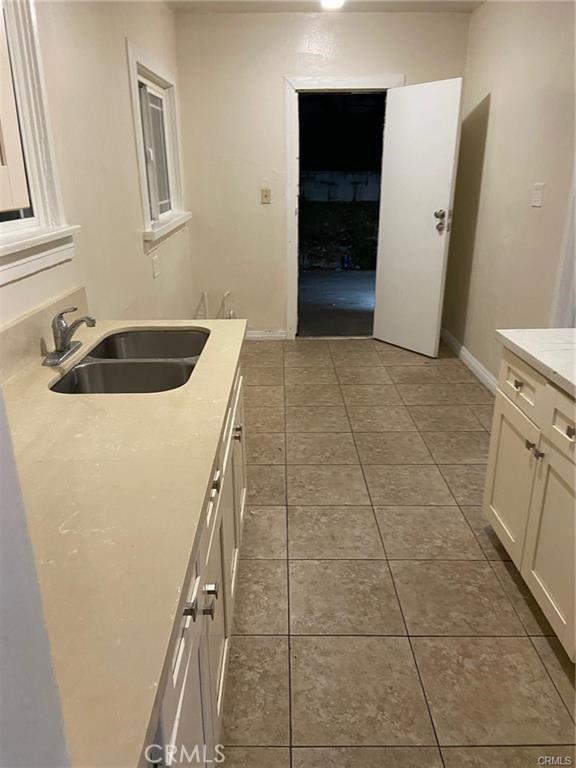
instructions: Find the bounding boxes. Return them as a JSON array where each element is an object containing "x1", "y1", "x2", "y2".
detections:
[{"x1": 284, "y1": 74, "x2": 405, "y2": 339}]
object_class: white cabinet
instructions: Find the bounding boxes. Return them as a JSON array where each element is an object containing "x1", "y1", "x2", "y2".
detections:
[
  {"x1": 483, "y1": 350, "x2": 575, "y2": 660},
  {"x1": 148, "y1": 367, "x2": 246, "y2": 766}
]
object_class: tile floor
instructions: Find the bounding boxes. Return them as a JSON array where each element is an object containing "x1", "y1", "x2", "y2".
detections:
[{"x1": 222, "y1": 339, "x2": 576, "y2": 767}]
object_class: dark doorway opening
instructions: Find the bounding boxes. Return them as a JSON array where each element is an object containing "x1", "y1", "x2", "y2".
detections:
[{"x1": 297, "y1": 91, "x2": 386, "y2": 337}]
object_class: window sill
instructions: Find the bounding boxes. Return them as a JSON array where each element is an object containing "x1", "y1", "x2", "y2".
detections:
[
  {"x1": 0, "y1": 224, "x2": 80, "y2": 258},
  {"x1": 143, "y1": 211, "x2": 191, "y2": 243},
  {"x1": 0, "y1": 225, "x2": 80, "y2": 287}
]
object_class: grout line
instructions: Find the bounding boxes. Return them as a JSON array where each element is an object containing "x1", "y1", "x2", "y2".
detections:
[
  {"x1": 281, "y1": 351, "x2": 294, "y2": 768},
  {"x1": 527, "y1": 635, "x2": 576, "y2": 725}
]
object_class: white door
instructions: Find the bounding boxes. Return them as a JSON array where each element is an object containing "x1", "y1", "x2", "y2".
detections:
[{"x1": 373, "y1": 78, "x2": 462, "y2": 357}]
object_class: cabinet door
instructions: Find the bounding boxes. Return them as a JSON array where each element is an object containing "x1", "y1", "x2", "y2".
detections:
[
  {"x1": 521, "y1": 438, "x2": 575, "y2": 661},
  {"x1": 483, "y1": 392, "x2": 539, "y2": 566},
  {"x1": 232, "y1": 375, "x2": 247, "y2": 545}
]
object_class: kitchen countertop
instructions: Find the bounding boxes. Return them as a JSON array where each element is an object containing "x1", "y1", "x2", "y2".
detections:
[
  {"x1": 1, "y1": 318, "x2": 246, "y2": 768},
  {"x1": 496, "y1": 328, "x2": 575, "y2": 397}
]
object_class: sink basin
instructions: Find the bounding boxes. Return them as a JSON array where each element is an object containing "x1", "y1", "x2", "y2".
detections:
[
  {"x1": 51, "y1": 360, "x2": 194, "y2": 394},
  {"x1": 88, "y1": 329, "x2": 209, "y2": 360}
]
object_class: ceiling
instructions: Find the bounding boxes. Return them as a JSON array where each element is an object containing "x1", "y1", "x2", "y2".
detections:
[{"x1": 169, "y1": 0, "x2": 484, "y2": 13}]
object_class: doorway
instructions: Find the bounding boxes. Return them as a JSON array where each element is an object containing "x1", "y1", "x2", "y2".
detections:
[{"x1": 297, "y1": 92, "x2": 386, "y2": 337}]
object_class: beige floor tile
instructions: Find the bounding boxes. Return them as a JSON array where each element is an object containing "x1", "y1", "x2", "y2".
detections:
[
  {"x1": 244, "y1": 406, "x2": 285, "y2": 433},
  {"x1": 286, "y1": 407, "x2": 350, "y2": 433},
  {"x1": 243, "y1": 385, "x2": 285, "y2": 407},
  {"x1": 233, "y1": 560, "x2": 288, "y2": 635},
  {"x1": 348, "y1": 405, "x2": 417, "y2": 432},
  {"x1": 247, "y1": 465, "x2": 286, "y2": 505},
  {"x1": 355, "y1": 432, "x2": 433, "y2": 464},
  {"x1": 335, "y1": 366, "x2": 392, "y2": 384},
  {"x1": 293, "y1": 747, "x2": 443, "y2": 768},
  {"x1": 329, "y1": 339, "x2": 384, "y2": 353},
  {"x1": 412, "y1": 636, "x2": 575, "y2": 745},
  {"x1": 288, "y1": 505, "x2": 384, "y2": 559},
  {"x1": 397, "y1": 383, "x2": 464, "y2": 405},
  {"x1": 456, "y1": 383, "x2": 495, "y2": 405},
  {"x1": 241, "y1": 506, "x2": 287, "y2": 559},
  {"x1": 284, "y1": 367, "x2": 338, "y2": 385},
  {"x1": 284, "y1": 340, "x2": 330, "y2": 350},
  {"x1": 330, "y1": 344, "x2": 382, "y2": 365},
  {"x1": 460, "y1": 506, "x2": 511, "y2": 561},
  {"x1": 470, "y1": 404, "x2": 494, "y2": 431},
  {"x1": 341, "y1": 384, "x2": 402, "y2": 406},
  {"x1": 364, "y1": 465, "x2": 454, "y2": 505},
  {"x1": 290, "y1": 560, "x2": 405, "y2": 635},
  {"x1": 224, "y1": 748, "x2": 290, "y2": 768},
  {"x1": 391, "y1": 561, "x2": 523, "y2": 636},
  {"x1": 291, "y1": 636, "x2": 435, "y2": 746},
  {"x1": 435, "y1": 361, "x2": 479, "y2": 384},
  {"x1": 287, "y1": 465, "x2": 369, "y2": 505},
  {"x1": 241, "y1": 342, "x2": 284, "y2": 367},
  {"x1": 422, "y1": 432, "x2": 490, "y2": 464},
  {"x1": 243, "y1": 367, "x2": 284, "y2": 386},
  {"x1": 222, "y1": 636, "x2": 289, "y2": 746},
  {"x1": 284, "y1": 349, "x2": 333, "y2": 367},
  {"x1": 286, "y1": 433, "x2": 358, "y2": 464},
  {"x1": 492, "y1": 561, "x2": 554, "y2": 635},
  {"x1": 442, "y1": 746, "x2": 576, "y2": 768},
  {"x1": 285, "y1": 383, "x2": 344, "y2": 406},
  {"x1": 387, "y1": 366, "x2": 446, "y2": 384},
  {"x1": 375, "y1": 506, "x2": 484, "y2": 560},
  {"x1": 246, "y1": 433, "x2": 286, "y2": 465},
  {"x1": 439, "y1": 464, "x2": 487, "y2": 505},
  {"x1": 531, "y1": 636, "x2": 576, "y2": 720},
  {"x1": 377, "y1": 348, "x2": 434, "y2": 366},
  {"x1": 408, "y1": 405, "x2": 484, "y2": 431}
]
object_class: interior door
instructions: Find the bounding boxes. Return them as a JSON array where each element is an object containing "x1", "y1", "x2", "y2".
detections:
[{"x1": 373, "y1": 78, "x2": 462, "y2": 357}]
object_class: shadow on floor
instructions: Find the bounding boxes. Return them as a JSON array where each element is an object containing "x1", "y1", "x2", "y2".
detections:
[{"x1": 298, "y1": 270, "x2": 375, "y2": 337}]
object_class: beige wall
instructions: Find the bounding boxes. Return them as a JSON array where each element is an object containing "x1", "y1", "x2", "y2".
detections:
[
  {"x1": 0, "y1": 1, "x2": 194, "y2": 326},
  {"x1": 175, "y1": 11, "x2": 471, "y2": 332},
  {"x1": 443, "y1": 1, "x2": 574, "y2": 375}
]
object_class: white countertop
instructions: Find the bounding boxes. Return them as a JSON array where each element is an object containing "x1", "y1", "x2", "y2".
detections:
[
  {"x1": 1, "y1": 319, "x2": 246, "y2": 767},
  {"x1": 496, "y1": 328, "x2": 576, "y2": 397}
]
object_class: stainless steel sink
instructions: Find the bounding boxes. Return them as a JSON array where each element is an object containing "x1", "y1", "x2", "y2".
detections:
[
  {"x1": 51, "y1": 360, "x2": 194, "y2": 394},
  {"x1": 88, "y1": 329, "x2": 209, "y2": 360}
]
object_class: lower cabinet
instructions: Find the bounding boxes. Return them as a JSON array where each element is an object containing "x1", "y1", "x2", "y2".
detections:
[
  {"x1": 483, "y1": 350, "x2": 575, "y2": 661},
  {"x1": 148, "y1": 369, "x2": 246, "y2": 767}
]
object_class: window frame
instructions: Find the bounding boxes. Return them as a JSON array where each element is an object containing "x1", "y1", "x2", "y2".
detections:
[
  {"x1": 127, "y1": 42, "x2": 190, "y2": 243},
  {"x1": 0, "y1": 0, "x2": 78, "y2": 272}
]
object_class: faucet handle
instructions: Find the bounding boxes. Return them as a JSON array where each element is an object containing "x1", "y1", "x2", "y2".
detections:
[{"x1": 59, "y1": 306, "x2": 78, "y2": 317}]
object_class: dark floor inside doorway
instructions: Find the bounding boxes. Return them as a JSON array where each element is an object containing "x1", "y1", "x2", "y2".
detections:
[{"x1": 298, "y1": 271, "x2": 376, "y2": 337}]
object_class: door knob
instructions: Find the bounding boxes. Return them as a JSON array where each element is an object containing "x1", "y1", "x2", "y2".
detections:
[
  {"x1": 566, "y1": 425, "x2": 575, "y2": 440},
  {"x1": 434, "y1": 209, "x2": 446, "y2": 220},
  {"x1": 525, "y1": 440, "x2": 536, "y2": 451}
]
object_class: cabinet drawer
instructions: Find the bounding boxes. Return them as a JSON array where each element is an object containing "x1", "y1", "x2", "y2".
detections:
[
  {"x1": 543, "y1": 385, "x2": 576, "y2": 463},
  {"x1": 498, "y1": 349, "x2": 547, "y2": 426}
]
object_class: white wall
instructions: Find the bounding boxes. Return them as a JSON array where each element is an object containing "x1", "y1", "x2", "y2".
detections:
[
  {"x1": 0, "y1": 1, "x2": 194, "y2": 326},
  {"x1": 443, "y1": 1, "x2": 575, "y2": 375},
  {"x1": 175, "y1": 11, "x2": 471, "y2": 332}
]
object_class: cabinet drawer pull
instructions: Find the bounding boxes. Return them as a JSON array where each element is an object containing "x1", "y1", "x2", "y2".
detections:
[
  {"x1": 233, "y1": 425, "x2": 243, "y2": 442},
  {"x1": 211, "y1": 469, "x2": 222, "y2": 493},
  {"x1": 183, "y1": 599, "x2": 198, "y2": 621},
  {"x1": 533, "y1": 448, "x2": 545, "y2": 460},
  {"x1": 513, "y1": 378, "x2": 524, "y2": 391},
  {"x1": 204, "y1": 582, "x2": 219, "y2": 599},
  {"x1": 525, "y1": 440, "x2": 536, "y2": 451},
  {"x1": 566, "y1": 425, "x2": 575, "y2": 440},
  {"x1": 202, "y1": 601, "x2": 216, "y2": 620}
]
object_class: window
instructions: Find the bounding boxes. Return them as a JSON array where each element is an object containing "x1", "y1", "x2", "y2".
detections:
[
  {"x1": 127, "y1": 43, "x2": 190, "y2": 242},
  {"x1": 0, "y1": 0, "x2": 78, "y2": 279}
]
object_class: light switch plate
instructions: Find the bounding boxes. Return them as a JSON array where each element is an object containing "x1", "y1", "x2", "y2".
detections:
[
  {"x1": 531, "y1": 182, "x2": 545, "y2": 208},
  {"x1": 261, "y1": 188, "x2": 272, "y2": 205}
]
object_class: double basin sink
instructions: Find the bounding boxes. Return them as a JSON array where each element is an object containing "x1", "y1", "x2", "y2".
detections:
[{"x1": 51, "y1": 329, "x2": 210, "y2": 394}]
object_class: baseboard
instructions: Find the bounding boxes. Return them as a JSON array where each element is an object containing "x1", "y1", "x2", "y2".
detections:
[
  {"x1": 442, "y1": 328, "x2": 497, "y2": 394},
  {"x1": 245, "y1": 330, "x2": 288, "y2": 340}
]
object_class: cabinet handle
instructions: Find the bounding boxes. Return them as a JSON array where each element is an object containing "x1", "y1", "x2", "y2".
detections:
[
  {"x1": 525, "y1": 440, "x2": 536, "y2": 451},
  {"x1": 183, "y1": 599, "x2": 198, "y2": 621},
  {"x1": 533, "y1": 448, "x2": 545, "y2": 460},
  {"x1": 202, "y1": 601, "x2": 216, "y2": 620},
  {"x1": 233, "y1": 425, "x2": 243, "y2": 442},
  {"x1": 211, "y1": 469, "x2": 222, "y2": 493},
  {"x1": 204, "y1": 582, "x2": 219, "y2": 599},
  {"x1": 513, "y1": 379, "x2": 524, "y2": 391},
  {"x1": 566, "y1": 425, "x2": 575, "y2": 440}
]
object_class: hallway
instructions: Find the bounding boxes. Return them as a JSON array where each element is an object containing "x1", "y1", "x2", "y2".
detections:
[
  {"x1": 298, "y1": 272, "x2": 376, "y2": 337},
  {"x1": 223, "y1": 338, "x2": 575, "y2": 767}
]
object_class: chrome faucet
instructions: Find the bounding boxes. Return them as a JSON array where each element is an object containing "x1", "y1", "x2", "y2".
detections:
[{"x1": 42, "y1": 307, "x2": 96, "y2": 366}]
